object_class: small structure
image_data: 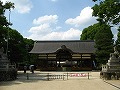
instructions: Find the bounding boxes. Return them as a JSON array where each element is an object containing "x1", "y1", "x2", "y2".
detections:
[
  {"x1": 29, "y1": 40, "x2": 96, "y2": 71},
  {"x1": 101, "y1": 46, "x2": 120, "y2": 80},
  {"x1": 0, "y1": 48, "x2": 17, "y2": 81}
]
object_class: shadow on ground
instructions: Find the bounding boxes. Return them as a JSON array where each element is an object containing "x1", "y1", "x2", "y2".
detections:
[{"x1": 0, "y1": 71, "x2": 49, "y2": 86}]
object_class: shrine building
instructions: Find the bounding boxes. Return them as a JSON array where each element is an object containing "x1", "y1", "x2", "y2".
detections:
[{"x1": 29, "y1": 40, "x2": 95, "y2": 71}]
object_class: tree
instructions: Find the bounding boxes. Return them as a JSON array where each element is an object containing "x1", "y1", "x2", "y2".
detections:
[
  {"x1": 23, "y1": 38, "x2": 35, "y2": 64},
  {"x1": 91, "y1": 0, "x2": 119, "y2": 67},
  {"x1": 80, "y1": 23, "x2": 114, "y2": 67},
  {"x1": 92, "y1": 0, "x2": 120, "y2": 45},
  {"x1": 92, "y1": 0, "x2": 120, "y2": 25},
  {"x1": 0, "y1": 26, "x2": 7, "y2": 49},
  {"x1": 23, "y1": 38, "x2": 34, "y2": 52},
  {"x1": 80, "y1": 23, "x2": 100, "y2": 40},
  {"x1": 0, "y1": 1, "x2": 35, "y2": 65},
  {"x1": 8, "y1": 29, "x2": 35, "y2": 64},
  {"x1": 0, "y1": 1, "x2": 14, "y2": 27},
  {"x1": 0, "y1": 1, "x2": 14, "y2": 50},
  {"x1": 8, "y1": 28, "x2": 24, "y2": 63},
  {"x1": 116, "y1": 26, "x2": 120, "y2": 52},
  {"x1": 95, "y1": 24, "x2": 114, "y2": 66}
]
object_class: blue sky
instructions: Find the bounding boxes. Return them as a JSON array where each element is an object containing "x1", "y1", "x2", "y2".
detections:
[{"x1": 2, "y1": 0, "x2": 117, "y2": 40}]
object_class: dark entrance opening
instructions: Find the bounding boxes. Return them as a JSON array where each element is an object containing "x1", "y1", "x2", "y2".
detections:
[{"x1": 56, "y1": 46, "x2": 72, "y2": 71}]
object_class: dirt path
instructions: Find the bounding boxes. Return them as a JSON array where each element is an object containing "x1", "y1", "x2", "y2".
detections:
[{"x1": 0, "y1": 71, "x2": 120, "y2": 90}]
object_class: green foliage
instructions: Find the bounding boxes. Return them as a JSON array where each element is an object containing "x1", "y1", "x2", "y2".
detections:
[
  {"x1": 91, "y1": 0, "x2": 119, "y2": 67},
  {"x1": 92, "y1": 0, "x2": 120, "y2": 25},
  {"x1": 0, "y1": 0, "x2": 35, "y2": 65},
  {"x1": 80, "y1": 23, "x2": 114, "y2": 66},
  {"x1": 80, "y1": 23, "x2": 100, "y2": 40},
  {"x1": 117, "y1": 31, "x2": 120, "y2": 44},
  {"x1": 0, "y1": 1, "x2": 14, "y2": 26},
  {"x1": 22, "y1": 38, "x2": 35, "y2": 64},
  {"x1": 4, "y1": 1, "x2": 14, "y2": 9},
  {"x1": 116, "y1": 27, "x2": 120, "y2": 52},
  {"x1": 92, "y1": 0, "x2": 101, "y2": 2},
  {"x1": 0, "y1": 1, "x2": 14, "y2": 49},
  {"x1": 92, "y1": 0, "x2": 97, "y2": 2},
  {"x1": 95, "y1": 24, "x2": 114, "y2": 65},
  {"x1": 8, "y1": 28, "x2": 24, "y2": 63},
  {"x1": 23, "y1": 38, "x2": 34, "y2": 52},
  {"x1": 0, "y1": 0, "x2": 24, "y2": 64},
  {"x1": 0, "y1": 26, "x2": 7, "y2": 49},
  {"x1": 8, "y1": 30, "x2": 35, "y2": 64}
]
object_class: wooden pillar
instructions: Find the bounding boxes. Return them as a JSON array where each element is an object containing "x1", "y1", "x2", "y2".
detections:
[
  {"x1": 91, "y1": 54, "x2": 94, "y2": 70},
  {"x1": 71, "y1": 59, "x2": 72, "y2": 67},
  {"x1": 59, "y1": 58, "x2": 60, "y2": 67},
  {"x1": 71, "y1": 56, "x2": 72, "y2": 67},
  {"x1": 55, "y1": 54, "x2": 58, "y2": 71},
  {"x1": 77, "y1": 54, "x2": 79, "y2": 67},
  {"x1": 70, "y1": 59, "x2": 72, "y2": 70},
  {"x1": 46, "y1": 54, "x2": 48, "y2": 69},
  {"x1": 70, "y1": 54, "x2": 73, "y2": 71},
  {"x1": 56, "y1": 59, "x2": 57, "y2": 67},
  {"x1": 81, "y1": 54, "x2": 82, "y2": 68}
]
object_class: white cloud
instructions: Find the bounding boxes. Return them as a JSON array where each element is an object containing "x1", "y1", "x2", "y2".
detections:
[
  {"x1": 62, "y1": 28, "x2": 82, "y2": 40},
  {"x1": 15, "y1": 0, "x2": 33, "y2": 14},
  {"x1": 27, "y1": 12, "x2": 81, "y2": 40},
  {"x1": 65, "y1": 7, "x2": 97, "y2": 27},
  {"x1": 29, "y1": 24, "x2": 51, "y2": 35},
  {"x1": 33, "y1": 15, "x2": 58, "y2": 25},
  {"x1": 28, "y1": 28, "x2": 81, "y2": 40},
  {"x1": 42, "y1": 28, "x2": 81, "y2": 40},
  {"x1": 1, "y1": 0, "x2": 33, "y2": 14},
  {"x1": 27, "y1": 14, "x2": 82, "y2": 40}
]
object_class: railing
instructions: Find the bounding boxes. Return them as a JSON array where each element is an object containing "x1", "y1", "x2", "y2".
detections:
[
  {"x1": 47, "y1": 73, "x2": 65, "y2": 80},
  {"x1": 21, "y1": 72, "x2": 90, "y2": 81}
]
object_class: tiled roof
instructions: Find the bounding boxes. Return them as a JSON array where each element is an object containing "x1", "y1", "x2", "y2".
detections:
[{"x1": 29, "y1": 40, "x2": 95, "y2": 54}]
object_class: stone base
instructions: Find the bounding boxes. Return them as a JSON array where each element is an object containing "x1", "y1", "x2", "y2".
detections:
[
  {"x1": 0, "y1": 69, "x2": 17, "y2": 81},
  {"x1": 100, "y1": 72, "x2": 120, "y2": 80}
]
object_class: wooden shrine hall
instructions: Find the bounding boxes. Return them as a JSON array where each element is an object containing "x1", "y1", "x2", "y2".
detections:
[{"x1": 29, "y1": 40, "x2": 95, "y2": 71}]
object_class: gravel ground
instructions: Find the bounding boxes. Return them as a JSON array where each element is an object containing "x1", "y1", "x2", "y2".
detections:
[{"x1": 0, "y1": 71, "x2": 120, "y2": 90}]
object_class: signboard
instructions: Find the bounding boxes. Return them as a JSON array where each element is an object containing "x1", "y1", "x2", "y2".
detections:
[{"x1": 69, "y1": 73, "x2": 87, "y2": 77}]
